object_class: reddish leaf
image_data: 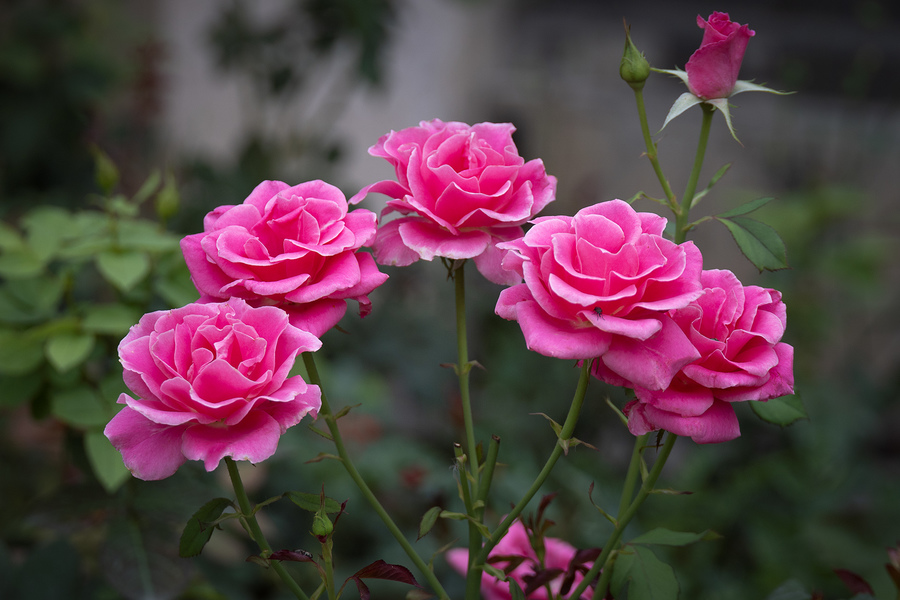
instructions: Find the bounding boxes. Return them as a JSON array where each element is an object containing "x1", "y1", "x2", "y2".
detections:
[
  {"x1": 487, "y1": 554, "x2": 528, "y2": 575},
  {"x1": 560, "y1": 548, "x2": 602, "y2": 595},
  {"x1": 834, "y1": 568, "x2": 874, "y2": 595},
  {"x1": 523, "y1": 568, "x2": 564, "y2": 596},
  {"x1": 349, "y1": 559, "x2": 421, "y2": 600}
]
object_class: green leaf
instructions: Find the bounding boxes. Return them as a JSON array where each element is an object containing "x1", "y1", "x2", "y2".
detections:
[
  {"x1": 691, "y1": 164, "x2": 733, "y2": 208},
  {"x1": 0, "y1": 221, "x2": 23, "y2": 251},
  {"x1": 763, "y1": 579, "x2": 810, "y2": 600},
  {"x1": 0, "y1": 372, "x2": 42, "y2": 408},
  {"x1": 0, "y1": 329, "x2": 45, "y2": 375},
  {"x1": 96, "y1": 251, "x2": 151, "y2": 292},
  {"x1": 287, "y1": 491, "x2": 344, "y2": 513},
  {"x1": 22, "y1": 207, "x2": 74, "y2": 260},
  {"x1": 418, "y1": 506, "x2": 442, "y2": 540},
  {"x1": 0, "y1": 245, "x2": 45, "y2": 278},
  {"x1": 82, "y1": 304, "x2": 141, "y2": 335},
  {"x1": 52, "y1": 387, "x2": 109, "y2": 428},
  {"x1": 717, "y1": 197, "x2": 775, "y2": 219},
  {"x1": 750, "y1": 395, "x2": 808, "y2": 427},
  {"x1": 45, "y1": 332, "x2": 95, "y2": 373},
  {"x1": 85, "y1": 431, "x2": 130, "y2": 493},
  {"x1": 179, "y1": 498, "x2": 234, "y2": 557},
  {"x1": 717, "y1": 216, "x2": 789, "y2": 272},
  {"x1": 131, "y1": 170, "x2": 161, "y2": 205},
  {"x1": 91, "y1": 146, "x2": 120, "y2": 195},
  {"x1": 116, "y1": 220, "x2": 180, "y2": 252},
  {"x1": 610, "y1": 546, "x2": 679, "y2": 600},
  {"x1": 0, "y1": 274, "x2": 65, "y2": 325},
  {"x1": 630, "y1": 527, "x2": 720, "y2": 546}
]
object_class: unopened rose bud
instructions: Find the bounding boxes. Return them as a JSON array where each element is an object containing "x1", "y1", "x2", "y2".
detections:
[
  {"x1": 312, "y1": 509, "x2": 333, "y2": 537},
  {"x1": 620, "y1": 23, "x2": 650, "y2": 89}
]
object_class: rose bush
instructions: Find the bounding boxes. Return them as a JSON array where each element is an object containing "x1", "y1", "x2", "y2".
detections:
[
  {"x1": 350, "y1": 119, "x2": 556, "y2": 285},
  {"x1": 104, "y1": 298, "x2": 322, "y2": 480},
  {"x1": 609, "y1": 269, "x2": 794, "y2": 443},
  {"x1": 685, "y1": 11, "x2": 755, "y2": 99},
  {"x1": 446, "y1": 521, "x2": 593, "y2": 600},
  {"x1": 495, "y1": 200, "x2": 704, "y2": 391},
  {"x1": 181, "y1": 179, "x2": 388, "y2": 337}
]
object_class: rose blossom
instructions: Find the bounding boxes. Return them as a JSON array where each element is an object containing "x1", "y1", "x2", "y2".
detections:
[
  {"x1": 612, "y1": 269, "x2": 794, "y2": 443},
  {"x1": 104, "y1": 298, "x2": 322, "y2": 480},
  {"x1": 685, "y1": 12, "x2": 755, "y2": 99},
  {"x1": 180, "y1": 179, "x2": 388, "y2": 337},
  {"x1": 495, "y1": 200, "x2": 703, "y2": 391},
  {"x1": 446, "y1": 521, "x2": 593, "y2": 600},
  {"x1": 350, "y1": 119, "x2": 556, "y2": 285}
]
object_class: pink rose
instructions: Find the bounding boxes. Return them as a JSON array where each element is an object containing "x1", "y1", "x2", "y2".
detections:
[
  {"x1": 446, "y1": 521, "x2": 593, "y2": 600},
  {"x1": 616, "y1": 269, "x2": 794, "y2": 443},
  {"x1": 350, "y1": 119, "x2": 556, "y2": 285},
  {"x1": 685, "y1": 12, "x2": 755, "y2": 99},
  {"x1": 495, "y1": 200, "x2": 704, "y2": 391},
  {"x1": 104, "y1": 298, "x2": 322, "y2": 480},
  {"x1": 180, "y1": 180, "x2": 388, "y2": 337}
]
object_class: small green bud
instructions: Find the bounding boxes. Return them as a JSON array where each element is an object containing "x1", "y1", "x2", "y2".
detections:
[
  {"x1": 620, "y1": 22, "x2": 651, "y2": 89},
  {"x1": 155, "y1": 173, "x2": 180, "y2": 222},
  {"x1": 312, "y1": 509, "x2": 333, "y2": 537},
  {"x1": 91, "y1": 146, "x2": 119, "y2": 196}
]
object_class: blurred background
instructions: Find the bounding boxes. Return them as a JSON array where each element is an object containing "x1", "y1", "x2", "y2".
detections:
[{"x1": 1, "y1": 0, "x2": 899, "y2": 599}]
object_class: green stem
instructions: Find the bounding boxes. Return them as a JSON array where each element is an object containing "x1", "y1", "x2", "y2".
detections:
[
  {"x1": 451, "y1": 261, "x2": 487, "y2": 600},
  {"x1": 566, "y1": 432, "x2": 678, "y2": 600},
  {"x1": 616, "y1": 434, "x2": 649, "y2": 517},
  {"x1": 302, "y1": 352, "x2": 450, "y2": 600},
  {"x1": 633, "y1": 87, "x2": 677, "y2": 211},
  {"x1": 675, "y1": 104, "x2": 715, "y2": 244},
  {"x1": 225, "y1": 457, "x2": 309, "y2": 600},
  {"x1": 473, "y1": 361, "x2": 592, "y2": 567},
  {"x1": 453, "y1": 261, "x2": 480, "y2": 490}
]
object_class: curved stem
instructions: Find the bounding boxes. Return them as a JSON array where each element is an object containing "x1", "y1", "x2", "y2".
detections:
[
  {"x1": 302, "y1": 352, "x2": 450, "y2": 600},
  {"x1": 566, "y1": 432, "x2": 678, "y2": 600},
  {"x1": 633, "y1": 87, "x2": 677, "y2": 211},
  {"x1": 675, "y1": 104, "x2": 715, "y2": 244},
  {"x1": 474, "y1": 361, "x2": 592, "y2": 566},
  {"x1": 225, "y1": 457, "x2": 309, "y2": 600}
]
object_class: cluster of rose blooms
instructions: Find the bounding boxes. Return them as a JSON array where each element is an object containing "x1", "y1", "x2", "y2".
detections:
[
  {"x1": 106, "y1": 115, "x2": 792, "y2": 480},
  {"x1": 103, "y1": 11, "x2": 792, "y2": 597}
]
